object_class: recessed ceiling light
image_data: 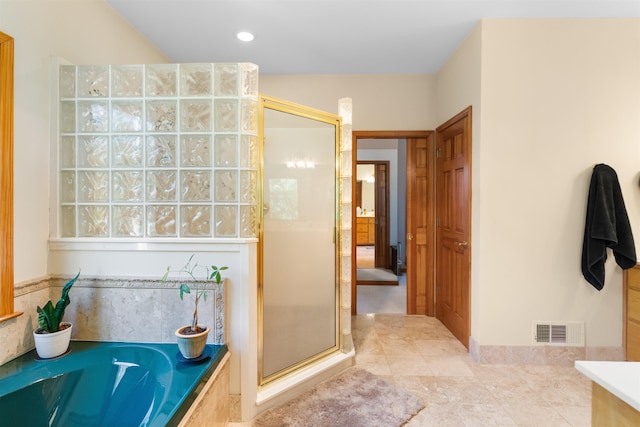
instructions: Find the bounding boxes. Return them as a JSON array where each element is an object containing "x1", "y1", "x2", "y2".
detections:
[{"x1": 237, "y1": 32, "x2": 254, "y2": 42}]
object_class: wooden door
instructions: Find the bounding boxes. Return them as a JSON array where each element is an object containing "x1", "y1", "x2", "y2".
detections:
[
  {"x1": 406, "y1": 134, "x2": 435, "y2": 315},
  {"x1": 435, "y1": 107, "x2": 472, "y2": 348},
  {"x1": 374, "y1": 162, "x2": 389, "y2": 268}
]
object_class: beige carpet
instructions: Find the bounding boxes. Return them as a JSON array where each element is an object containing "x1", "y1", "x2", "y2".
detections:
[{"x1": 252, "y1": 367, "x2": 424, "y2": 427}]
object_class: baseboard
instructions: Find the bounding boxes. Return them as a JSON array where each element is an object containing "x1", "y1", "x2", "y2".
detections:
[{"x1": 469, "y1": 336, "x2": 624, "y2": 366}]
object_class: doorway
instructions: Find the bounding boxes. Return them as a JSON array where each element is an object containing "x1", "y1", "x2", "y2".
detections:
[
  {"x1": 352, "y1": 131, "x2": 434, "y2": 315},
  {"x1": 355, "y1": 161, "x2": 394, "y2": 277}
]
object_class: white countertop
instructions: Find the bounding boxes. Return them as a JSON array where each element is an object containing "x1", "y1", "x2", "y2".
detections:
[{"x1": 575, "y1": 361, "x2": 640, "y2": 412}]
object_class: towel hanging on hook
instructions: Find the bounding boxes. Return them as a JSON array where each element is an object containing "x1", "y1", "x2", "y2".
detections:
[{"x1": 581, "y1": 164, "x2": 637, "y2": 290}]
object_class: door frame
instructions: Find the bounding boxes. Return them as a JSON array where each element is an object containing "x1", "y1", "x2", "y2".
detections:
[{"x1": 352, "y1": 130, "x2": 433, "y2": 315}]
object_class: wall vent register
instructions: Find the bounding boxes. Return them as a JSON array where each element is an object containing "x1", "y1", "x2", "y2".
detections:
[{"x1": 533, "y1": 321, "x2": 585, "y2": 346}]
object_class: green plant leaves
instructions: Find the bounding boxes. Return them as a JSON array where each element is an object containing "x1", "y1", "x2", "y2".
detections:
[{"x1": 37, "y1": 270, "x2": 80, "y2": 333}]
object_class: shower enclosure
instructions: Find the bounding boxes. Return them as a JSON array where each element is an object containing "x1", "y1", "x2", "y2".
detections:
[{"x1": 258, "y1": 96, "x2": 342, "y2": 386}]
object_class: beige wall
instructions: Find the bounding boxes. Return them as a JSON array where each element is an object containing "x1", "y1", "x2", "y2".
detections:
[
  {"x1": 470, "y1": 19, "x2": 640, "y2": 347},
  {"x1": 0, "y1": 0, "x2": 169, "y2": 283},
  {"x1": 259, "y1": 74, "x2": 437, "y2": 130}
]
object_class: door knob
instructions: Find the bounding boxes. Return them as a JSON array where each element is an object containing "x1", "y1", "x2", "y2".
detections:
[
  {"x1": 407, "y1": 233, "x2": 413, "y2": 241},
  {"x1": 455, "y1": 241, "x2": 468, "y2": 247}
]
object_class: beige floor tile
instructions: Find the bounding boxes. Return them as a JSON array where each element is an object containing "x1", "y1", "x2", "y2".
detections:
[{"x1": 229, "y1": 314, "x2": 592, "y2": 426}]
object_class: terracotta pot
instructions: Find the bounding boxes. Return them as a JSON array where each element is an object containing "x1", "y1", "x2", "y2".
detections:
[
  {"x1": 175, "y1": 325, "x2": 209, "y2": 359},
  {"x1": 33, "y1": 322, "x2": 72, "y2": 359}
]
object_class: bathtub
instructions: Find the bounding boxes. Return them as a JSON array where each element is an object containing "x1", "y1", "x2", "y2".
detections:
[{"x1": 0, "y1": 341, "x2": 228, "y2": 427}]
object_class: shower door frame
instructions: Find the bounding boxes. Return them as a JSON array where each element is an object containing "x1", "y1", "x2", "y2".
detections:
[{"x1": 257, "y1": 95, "x2": 343, "y2": 387}]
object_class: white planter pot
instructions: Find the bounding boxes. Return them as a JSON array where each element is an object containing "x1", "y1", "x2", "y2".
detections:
[
  {"x1": 33, "y1": 322, "x2": 72, "y2": 359},
  {"x1": 175, "y1": 325, "x2": 209, "y2": 359}
]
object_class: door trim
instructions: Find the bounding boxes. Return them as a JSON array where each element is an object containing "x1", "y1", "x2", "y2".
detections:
[{"x1": 352, "y1": 130, "x2": 433, "y2": 315}]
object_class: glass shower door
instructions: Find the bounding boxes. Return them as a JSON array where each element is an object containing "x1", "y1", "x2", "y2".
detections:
[{"x1": 259, "y1": 96, "x2": 341, "y2": 385}]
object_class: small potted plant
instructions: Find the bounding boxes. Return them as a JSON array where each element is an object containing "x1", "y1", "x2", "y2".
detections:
[
  {"x1": 162, "y1": 255, "x2": 228, "y2": 359},
  {"x1": 33, "y1": 271, "x2": 80, "y2": 359}
]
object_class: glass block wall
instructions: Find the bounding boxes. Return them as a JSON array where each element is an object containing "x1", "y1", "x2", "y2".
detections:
[{"x1": 58, "y1": 63, "x2": 259, "y2": 238}]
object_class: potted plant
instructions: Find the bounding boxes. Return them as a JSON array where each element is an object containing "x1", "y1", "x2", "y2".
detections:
[
  {"x1": 162, "y1": 255, "x2": 228, "y2": 359},
  {"x1": 33, "y1": 271, "x2": 80, "y2": 359}
]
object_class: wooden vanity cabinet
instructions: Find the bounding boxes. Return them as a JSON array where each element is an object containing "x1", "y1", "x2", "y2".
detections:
[
  {"x1": 624, "y1": 264, "x2": 640, "y2": 361},
  {"x1": 356, "y1": 217, "x2": 375, "y2": 245}
]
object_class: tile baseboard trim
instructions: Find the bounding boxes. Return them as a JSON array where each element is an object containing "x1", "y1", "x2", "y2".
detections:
[{"x1": 469, "y1": 336, "x2": 623, "y2": 366}]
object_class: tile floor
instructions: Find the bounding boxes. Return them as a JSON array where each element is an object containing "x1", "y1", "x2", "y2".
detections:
[{"x1": 231, "y1": 313, "x2": 592, "y2": 426}]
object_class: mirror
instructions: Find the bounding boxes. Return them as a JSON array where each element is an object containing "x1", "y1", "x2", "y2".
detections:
[{"x1": 258, "y1": 95, "x2": 341, "y2": 385}]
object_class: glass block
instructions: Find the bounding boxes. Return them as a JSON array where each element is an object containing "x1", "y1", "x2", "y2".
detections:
[
  {"x1": 60, "y1": 171, "x2": 75, "y2": 203},
  {"x1": 181, "y1": 135, "x2": 211, "y2": 167},
  {"x1": 239, "y1": 135, "x2": 258, "y2": 168},
  {"x1": 340, "y1": 227, "x2": 352, "y2": 255},
  {"x1": 60, "y1": 65, "x2": 76, "y2": 98},
  {"x1": 181, "y1": 170, "x2": 211, "y2": 201},
  {"x1": 60, "y1": 136, "x2": 75, "y2": 168},
  {"x1": 61, "y1": 206, "x2": 76, "y2": 237},
  {"x1": 214, "y1": 63, "x2": 238, "y2": 96},
  {"x1": 146, "y1": 170, "x2": 177, "y2": 201},
  {"x1": 181, "y1": 205, "x2": 211, "y2": 237},
  {"x1": 214, "y1": 205, "x2": 237, "y2": 237},
  {"x1": 78, "y1": 205, "x2": 109, "y2": 237},
  {"x1": 340, "y1": 207, "x2": 352, "y2": 229},
  {"x1": 78, "y1": 101, "x2": 109, "y2": 132},
  {"x1": 60, "y1": 101, "x2": 76, "y2": 133},
  {"x1": 338, "y1": 97, "x2": 352, "y2": 125},
  {"x1": 214, "y1": 99, "x2": 238, "y2": 132},
  {"x1": 146, "y1": 135, "x2": 176, "y2": 167},
  {"x1": 112, "y1": 205, "x2": 143, "y2": 237},
  {"x1": 78, "y1": 135, "x2": 108, "y2": 167},
  {"x1": 111, "y1": 65, "x2": 143, "y2": 97},
  {"x1": 341, "y1": 150, "x2": 352, "y2": 177},
  {"x1": 145, "y1": 64, "x2": 177, "y2": 97},
  {"x1": 146, "y1": 100, "x2": 177, "y2": 132},
  {"x1": 180, "y1": 99, "x2": 212, "y2": 131},
  {"x1": 342, "y1": 124, "x2": 352, "y2": 150},
  {"x1": 240, "y1": 63, "x2": 259, "y2": 97},
  {"x1": 241, "y1": 99, "x2": 257, "y2": 133},
  {"x1": 180, "y1": 63, "x2": 212, "y2": 96},
  {"x1": 214, "y1": 134, "x2": 238, "y2": 167},
  {"x1": 341, "y1": 255, "x2": 351, "y2": 283},
  {"x1": 239, "y1": 170, "x2": 256, "y2": 203},
  {"x1": 79, "y1": 171, "x2": 109, "y2": 202},
  {"x1": 214, "y1": 170, "x2": 237, "y2": 202},
  {"x1": 112, "y1": 135, "x2": 143, "y2": 167},
  {"x1": 112, "y1": 170, "x2": 143, "y2": 201},
  {"x1": 240, "y1": 205, "x2": 257, "y2": 238},
  {"x1": 112, "y1": 101, "x2": 143, "y2": 132},
  {"x1": 77, "y1": 65, "x2": 109, "y2": 97},
  {"x1": 340, "y1": 177, "x2": 352, "y2": 203},
  {"x1": 147, "y1": 205, "x2": 176, "y2": 237}
]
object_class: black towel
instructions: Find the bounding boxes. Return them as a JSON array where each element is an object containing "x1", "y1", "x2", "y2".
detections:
[{"x1": 581, "y1": 164, "x2": 637, "y2": 290}]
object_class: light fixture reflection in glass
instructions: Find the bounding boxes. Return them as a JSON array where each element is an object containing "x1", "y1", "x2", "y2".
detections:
[
  {"x1": 286, "y1": 156, "x2": 315, "y2": 169},
  {"x1": 365, "y1": 175, "x2": 375, "y2": 183}
]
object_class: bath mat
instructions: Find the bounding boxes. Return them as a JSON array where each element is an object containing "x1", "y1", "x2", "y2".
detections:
[{"x1": 252, "y1": 367, "x2": 424, "y2": 427}]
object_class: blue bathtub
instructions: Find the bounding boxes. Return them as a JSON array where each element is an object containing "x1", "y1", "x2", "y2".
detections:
[{"x1": 0, "y1": 341, "x2": 227, "y2": 427}]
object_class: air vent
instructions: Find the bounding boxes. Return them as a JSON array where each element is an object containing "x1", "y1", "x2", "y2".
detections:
[{"x1": 532, "y1": 321, "x2": 584, "y2": 346}]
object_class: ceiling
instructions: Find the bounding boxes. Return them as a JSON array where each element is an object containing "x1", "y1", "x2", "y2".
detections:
[{"x1": 108, "y1": 0, "x2": 640, "y2": 75}]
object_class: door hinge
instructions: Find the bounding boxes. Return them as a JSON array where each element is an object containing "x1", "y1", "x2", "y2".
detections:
[
  {"x1": 436, "y1": 147, "x2": 441, "y2": 158},
  {"x1": 436, "y1": 217, "x2": 440, "y2": 227}
]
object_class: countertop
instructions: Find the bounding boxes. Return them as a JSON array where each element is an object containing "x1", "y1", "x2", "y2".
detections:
[{"x1": 575, "y1": 360, "x2": 640, "y2": 412}]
